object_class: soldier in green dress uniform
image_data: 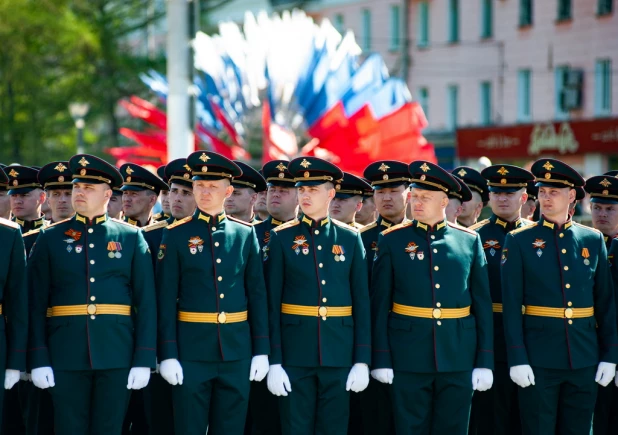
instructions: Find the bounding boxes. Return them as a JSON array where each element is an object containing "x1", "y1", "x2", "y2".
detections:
[
  {"x1": 467, "y1": 164, "x2": 534, "y2": 435},
  {"x1": 354, "y1": 180, "x2": 376, "y2": 226},
  {"x1": 452, "y1": 166, "x2": 489, "y2": 228},
  {"x1": 521, "y1": 181, "x2": 538, "y2": 221},
  {"x1": 119, "y1": 163, "x2": 169, "y2": 227},
  {"x1": 585, "y1": 173, "x2": 618, "y2": 434},
  {"x1": 156, "y1": 151, "x2": 270, "y2": 435},
  {"x1": 108, "y1": 187, "x2": 124, "y2": 220},
  {"x1": 501, "y1": 159, "x2": 618, "y2": 435},
  {"x1": 225, "y1": 161, "x2": 267, "y2": 224},
  {"x1": 371, "y1": 160, "x2": 494, "y2": 434},
  {"x1": 445, "y1": 175, "x2": 472, "y2": 224},
  {"x1": 39, "y1": 161, "x2": 75, "y2": 224},
  {"x1": 152, "y1": 165, "x2": 171, "y2": 223},
  {"x1": 265, "y1": 156, "x2": 371, "y2": 435},
  {"x1": 28, "y1": 154, "x2": 156, "y2": 435},
  {"x1": 329, "y1": 172, "x2": 371, "y2": 230}
]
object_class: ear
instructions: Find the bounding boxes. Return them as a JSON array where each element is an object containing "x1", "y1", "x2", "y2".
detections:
[
  {"x1": 327, "y1": 187, "x2": 336, "y2": 200},
  {"x1": 520, "y1": 191, "x2": 528, "y2": 205},
  {"x1": 568, "y1": 188, "x2": 576, "y2": 203},
  {"x1": 225, "y1": 185, "x2": 234, "y2": 199},
  {"x1": 249, "y1": 192, "x2": 258, "y2": 206},
  {"x1": 355, "y1": 200, "x2": 363, "y2": 213}
]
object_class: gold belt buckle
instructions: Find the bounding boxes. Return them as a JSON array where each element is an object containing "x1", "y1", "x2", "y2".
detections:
[
  {"x1": 218, "y1": 312, "x2": 227, "y2": 324},
  {"x1": 87, "y1": 304, "x2": 97, "y2": 315},
  {"x1": 318, "y1": 306, "x2": 328, "y2": 318},
  {"x1": 564, "y1": 308, "x2": 573, "y2": 319},
  {"x1": 432, "y1": 308, "x2": 442, "y2": 319}
]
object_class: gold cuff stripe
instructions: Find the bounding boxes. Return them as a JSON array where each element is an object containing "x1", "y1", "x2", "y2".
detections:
[
  {"x1": 177, "y1": 310, "x2": 247, "y2": 324},
  {"x1": 410, "y1": 178, "x2": 448, "y2": 193},
  {"x1": 392, "y1": 303, "x2": 470, "y2": 319},
  {"x1": 281, "y1": 303, "x2": 352, "y2": 317},
  {"x1": 48, "y1": 304, "x2": 131, "y2": 317},
  {"x1": 492, "y1": 303, "x2": 503, "y2": 313},
  {"x1": 524, "y1": 305, "x2": 593, "y2": 319}
]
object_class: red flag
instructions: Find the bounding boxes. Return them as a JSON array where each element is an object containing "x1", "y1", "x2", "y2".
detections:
[
  {"x1": 119, "y1": 97, "x2": 167, "y2": 131},
  {"x1": 119, "y1": 128, "x2": 166, "y2": 151},
  {"x1": 208, "y1": 96, "x2": 243, "y2": 147}
]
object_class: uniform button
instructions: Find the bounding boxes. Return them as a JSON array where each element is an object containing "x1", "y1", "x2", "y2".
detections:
[
  {"x1": 564, "y1": 266, "x2": 569, "y2": 271},
  {"x1": 88, "y1": 228, "x2": 93, "y2": 234},
  {"x1": 314, "y1": 230, "x2": 319, "y2": 235},
  {"x1": 566, "y1": 284, "x2": 571, "y2": 289},
  {"x1": 319, "y1": 263, "x2": 323, "y2": 268},
  {"x1": 90, "y1": 296, "x2": 96, "y2": 301},
  {"x1": 322, "y1": 298, "x2": 327, "y2": 303},
  {"x1": 568, "y1": 301, "x2": 573, "y2": 306},
  {"x1": 433, "y1": 249, "x2": 438, "y2": 253},
  {"x1": 216, "y1": 259, "x2": 221, "y2": 264},
  {"x1": 220, "y1": 294, "x2": 224, "y2": 299},
  {"x1": 90, "y1": 278, "x2": 95, "y2": 282},
  {"x1": 562, "y1": 249, "x2": 567, "y2": 254},
  {"x1": 318, "y1": 245, "x2": 322, "y2": 250},
  {"x1": 90, "y1": 260, "x2": 95, "y2": 265},
  {"x1": 435, "y1": 284, "x2": 440, "y2": 289},
  {"x1": 436, "y1": 302, "x2": 441, "y2": 307},
  {"x1": 430, "y1": 235, "x2": 435, "y2": 240},
  {"x1": 212, "y1": 227, "x2": 216, "y2": 231},
  {"x1": 434, "y1": 266, "x2": 439, "y2": 271},
  {"x1": 89, "y1": 244, "x2": 94, "y2": 248},
  {"x1": 559, "y1": 233, "x2": 564, "y2": 238},
  {"x1": 437, "y1": 321, "x2": 442, "y2": 326},
  {"x1": 568, "y1": 320, "x2": 573, "y2": 325},
  {"x1": 218, "y1": 276, "x2": 223, "y2": 282},
  {"x1": 215, "y1": 242, "x2": 220, "y2": 247},
  {"x1": 90, "y1": 315, "x2": 96, "y2": 320},
  {"x1": 321, "y1": 280, "x2": 326, "y2": 285}
]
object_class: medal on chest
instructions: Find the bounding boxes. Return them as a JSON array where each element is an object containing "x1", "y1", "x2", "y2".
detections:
[
  {"x1": 483, "y1": 239, "x2": 501, "y2": 257},
  {"x1": 188, "y1": 237, "x2": 204, "y2": 255},
  {"x1": 532, "y1": 239, "x2": 545, "y2": 257},
  {"x1": 582, "y1": 248, "x2": 590, "y2": 265},
  {"x1": 107, "y1": 241, "x2": 123, "y2": 258},
  {"x1": 293, "y1": 235, "x2": 309, "y2": 255},
  {"x1": 405, "y1": 242, "x2": 418, "y2": 260},
  {"x1": 332, "y1": 245, "x2": 345, "y2": 262},
  {"x1": 64, "y1": 229, "x2": 82, "y2": 253}
]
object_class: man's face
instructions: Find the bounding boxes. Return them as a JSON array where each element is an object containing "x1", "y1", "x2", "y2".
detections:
[
  {"x1": 72, "y1": 183, "x2": 111, "y2": 216},
  {"x1": 591, "y1": 203, "x2": 618, "y2": 236},
  {"x1": 10, "y1": 189, "x2": 45, "y2": 220},
  {"x1": 373, "y1": 185, "x2": 409, "y2": 221},
  {"x1": 297, "y1": 183, "x2": 334, "y2": 218},
  {"x1": 224, "y1": 187, "x2": 256, "y2": 216},
  {"x1": 107, "y1": 194, "x2": 123, "y2": 218},
  {"x1": 193, "y1": 179, "x2": 233, "y2": 213},
  {"x1": 0, "y1": 190, "x2": 10, "y2": 218},
  {"x1": 445, "y1": 198, "x2": 462, "y2": 223},
  {"x1": 521, "y1": 199, "x2": 537, "y2": 220},
  {"x1": 122, "y1": 190, "x2": 156, "y2": 218},
  {"x1": 41, "y1": 197, "x2": 51, "y2": 219},
  {"x1": 410, "y1": 188, "x2": 448, "y2": 224},
  {"x1": 355, "y1": 196, "x2": 376, "y2": 223},
  {"x1": 538, "y1": 186, "x2": 574, "y2": 219},
  {"x1": 169, "y1": 183, "x2": 196, "y2": 219},
  {"x1": 329, "y1": 196, "x2": 362, "y2": 223},
  {"x1": 159, "y1": 190, "x2": 171, "y2": 215},
  {"x1": 267, "y1": 185, "x2": 298, "y2": 219},
  {"x1": 488, "y1": 189, "x2": 527, "y2": 220},
  {"x1": 255, "y1": 191, "x2": 268, "y2": 216},
  {"x1": 47, "y1": 189, "x2": 74, "y2": 221},
  {"x1": 460, "y1": 191, "x2": 483, "y2": 221}
]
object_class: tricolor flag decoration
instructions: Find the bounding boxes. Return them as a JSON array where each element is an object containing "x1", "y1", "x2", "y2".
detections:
[{"x1": 108, "y1": 10, "x2": 436, "y2": 174}]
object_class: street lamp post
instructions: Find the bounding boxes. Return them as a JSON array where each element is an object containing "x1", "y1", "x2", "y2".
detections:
[{"x1": 69, "y1": 103, "x2": 90, "y2": 154}]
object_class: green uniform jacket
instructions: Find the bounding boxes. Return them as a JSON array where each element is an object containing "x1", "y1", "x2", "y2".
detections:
[
  {"x1": 253, "y1": 216, "x2": 286, "y2": 254},
  {"x1": 501, "y1": 217, "x2": 618, "y2": 370},
  {"x1": 266, "y1": 215, "x2": 371, "y2": 368},
  {"x1": 371, "y1": 220, "x2": 494, "y2": 373},
  {"x1": 0, "y1": 219, "x2": 28, "y2": 371},
  {"x1": 28, "y1": 213, "x2": 156, "y2": 371},
  {"x1": 156, "y1": 209, "x2": 269, "y2": 363},
  {"x1": 360, "y1": 216, "x2": 402, "y2": 282},
  {"x1": 471, "y1": 215, "x2": 531, "y2": 363},
  {"x1": 143, "y1": 217, "x2": 174, "y2": 266},
  {"x1": 15, "y1": 217, "x2": 47, "y2": 255}
]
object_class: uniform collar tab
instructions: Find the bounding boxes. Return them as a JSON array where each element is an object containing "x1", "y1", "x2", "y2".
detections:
[
  {"x1": 301, "y1": 214, "x2": 329, "y2": 227},
  {"x1": 196, "y1": 209, "x2": 226, "y2": 224},
  {"x1": 75, "y1": 213, "x2": 107, "y2": 225}
]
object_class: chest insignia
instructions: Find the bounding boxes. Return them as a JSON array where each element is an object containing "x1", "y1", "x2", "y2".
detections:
[
  {"x1": 293, "y1": 235, "x2": 309, "y2": 255},
  {"x1": 405, "y1": 242, "x2": 418, "y2": 260},
  {"x1": 532, "y1": 239, "x2": 545, "y2": 257},
  {"x1": 188, "y1": 237, "x2": 204, "y2": 254}
]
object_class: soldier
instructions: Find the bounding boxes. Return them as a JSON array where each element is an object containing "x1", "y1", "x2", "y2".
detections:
[
  {"x1": 156, "y1": 151, "x2": 269, "y2": 435},
  {"x1": 467, "y1": 164, "x2": 534, "y2": 435},
  {"x1": 38, "y1": 162, "x2": 75, "y2": 224},
  {"x1": 0, "y1": 169, "x2": 28, "y2": 431},
  {"x1": 452, "y1": 166, "x2": 489, "y2": 227},
  {"x1": 445, "y1": 176, "x2": 472, "y2": 224},
  {"x1": 28, "y1": 154, "x2": 156, "y2": 434},
  {"x1": 371, "y1": 160, "x2": 494, "y2": 434},
  {"x1": 0, "y1": 164, "x2": 11, "y2": 219},
  {"x1": 329, "y1": 172, "x2": 371, "y2": 230},
  {"x1": 107, "y1": 187, "x2": 124, "y2": 220},
  {"x1": 354, "y1": 182, "x2": 376, "y2": 227},
  {"x1": 225, "y1": 161, "x2": 267, "y2": 224},
  {"x1": 152, "y1": 165, "x2": 171, "y2": 223},
  {"x1": 6, "y1": 166, "x2": 47, "y2": 233},
  {"x1": 584, "y1": 173, "x2": 618, "y2": 434},
  {"x1": 265, "y1": 156, "x2": 370, "y2": 435},
  {"x1": 254, "y1": 189, "x2": 269, "y2": 222},
  {"x1": 521, "y1": 181, "x2": 538, "y2": 221},
  {"x1": 501, "y1": 159, "x2": 618, "y2": 434},
  {"x1": 120, "y1": 163, "x2": 169, "y2": 227}
]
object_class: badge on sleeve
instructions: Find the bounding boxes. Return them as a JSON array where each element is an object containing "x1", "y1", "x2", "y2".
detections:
[
  {"x1": 158, "y1": 244, "x2": 166, "y2": 260},
  {"x1": 501, "y1": 249, "x2": 508, "y2": 265}
]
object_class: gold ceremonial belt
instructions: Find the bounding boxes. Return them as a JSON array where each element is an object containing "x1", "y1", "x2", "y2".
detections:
[
  {"x1": 281, "y1": 303, "x2": 352, "y2": 318},
  {"x1": 47, "y1": 304, "x2": 131, "y2": 317},
  {"x1": 177, "y1": 310, "x2": 247, "y2": 324},
  {"x1": 392, "y1": 302, "x2": 471, "y2": 319},
  {"x1": 492, "y1": 303, "x2": 503, "y2": 313},
  {"x1": 524, "y1": 305, "x2": 594, "y2": 319},
  {"x1": 0, "y1": 304, "x2": 3, "y2": 315}
]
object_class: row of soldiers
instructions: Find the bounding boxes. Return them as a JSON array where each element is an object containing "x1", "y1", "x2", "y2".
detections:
[{"x1": 0, "y1": 151, "x2": 617, "y2": 434}]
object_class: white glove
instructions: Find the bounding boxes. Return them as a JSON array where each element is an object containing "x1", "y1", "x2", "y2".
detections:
[
  {"x1": 267, "y1": 364, "x2": 292, "y2": 397},
  {"x1": 346, "y1": 363, "x2": 370, "y2": 392},
  {"x1": 4, "y1": 370, "x2": 20, "y2": 390},
  {"x1": 510, "y1": 364, "x2": 535, "y2": 388},
  {"x1": 127, "y1": 367, "x2": 151, "y2": 390},
  {"x1": 596, "y1": 362, "x2": 616, "y2": 387},
  {"x1": 472, "y1": 368, "x2": 493, "y2": 391},
  {"x1": 370, "y1": 368, "x2": 394, "y2": 384},
  {"x1": 31, "y1": 367, "x2": 55, "y2": 389},
  {"x1": 160, "y1": 359, "x2": 184, "y2": 386},
  {"x1": 19, "y1": 371, "x2": 30, "y2": 382},
  {"x1": 249, "y1": 355, "x2": 269, "y2": 382}
]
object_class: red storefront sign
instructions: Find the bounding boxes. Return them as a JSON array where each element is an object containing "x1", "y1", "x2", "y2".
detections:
[{"x1": 457, "y1": 118, "x2": 618, "y2": 158}]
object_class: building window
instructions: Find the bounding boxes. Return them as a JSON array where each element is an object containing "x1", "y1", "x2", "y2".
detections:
[
  {"x1": 481, "y1": 0, "x2": 493, "y2": 38},
  {"x1": 446, "y1": 85, "x2": 459, "y2": 130},
  {"x1": 418, "y1": 87, "x2": 429, "y2": 121},
  {"x1": 557, "y1": 0, "x2": 571, "y2": 21},
  {"x1": 361, "y1": 9, "x2": 371, "y2": 50},
  {"x1": 595, "y1": 59, "x2": 612, "y2": 116},
  {"x1": 417, "y1": 1, "x2": 430, "y2": 47},
  {"x1": 520, "y1": 0, "x2": 533, "y2": 26},
  {"x1": 555, "y1": 66, "x2": 570, "y2": 120},
  {"x1": 598, "y1": 0, "x2": 613, "y2": 16},
  {"x1": 334, "y1": 14, "x2": 344, "y2": 34},
  {"x1": 479, "y1": 82, "x2": 492, "y2": 125},
  {"x1": 448, "y1": 0, "x2": 459, "y2": 43},
  {"x1": 390, "y1": 5, "x2": 400, "y2": 51},
  {"x1": 517, "y1": 69, "x2": 532, "y2": 122}
]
